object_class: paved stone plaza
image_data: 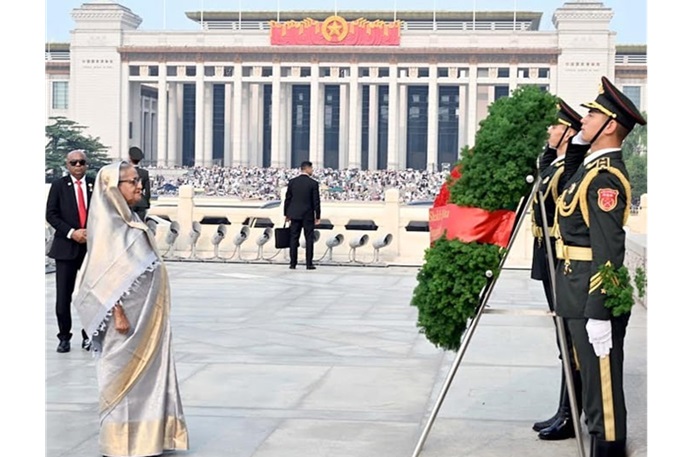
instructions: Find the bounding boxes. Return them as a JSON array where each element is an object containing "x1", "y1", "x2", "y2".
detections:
[{"x1": 45, "y1": 262, "x2": 647, "y2": 457}]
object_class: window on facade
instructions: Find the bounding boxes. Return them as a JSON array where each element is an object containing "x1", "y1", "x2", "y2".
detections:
[
  {"x1": 517, "y1": 67, "x2": 529, "y2": 78},
  {"x1": 242, "y1": 67, "x2": 252, "y2": 77},
  {"x1": 281, "y1": 67, "x2": 290, "y2": 77},
  {"x1": 300, "y1": 67, "x2": 311, "y2": 77},
  {"x1": 438, "y1": 67, "x2": 449, "y2": 78},
  {"x1": 419, "y1": 68, "x2": 429, "y2": 78},
  {"x1": 358, "y1": 67, "x2": 370, "y2": 77},
  {"x1": 262, "y1": 67, "x2": 272, "y2": 77},
  {"x1": 622, "y1": 86, "x2": 642, "y2": 109},
  {"x1": 494, "y1": 85, "x2": 510, "y2": 100},
  {"x1": 477, "y1": 68, "x2": 489, "y2": 78},
  {"x1": 497, "y1": 67, "x2": 510, "y2": 78},
  {"x1": 185, "y1": 66, "x2": 196, "y2": 77},
  {"x1": 379, "y1": 67, "x2": 390, "y2": 77},
  {"x1": 320, "y1": 67, "x2": 330, "y2": 77},
  {"x1": 399, "y1": 67, "x2": 409, "y2": 78},
  {"x1": 52, "y1": 81, "x2": 68, "y2": 109},
  {"x1": 224, "y1": 66, "x2": 233, "y2": 77},
  {"x1": 458, "y1": 68, "x2": 469, "y2": 78},
  {"x1": 129, "y1": 66, "x2": 140, "y2": 76},
  {"x1": 149, "y1": 66, "x2": 159, "y2": 77},
  {"x1": 538, "y1": 68, "x2": 550, "y2": 78},
  {"x1": 204, "y1": 66, "x2": 215, "y2": 77},
  {"x1": 339, "y1": 67, "x2": 350, "y2": 77}
]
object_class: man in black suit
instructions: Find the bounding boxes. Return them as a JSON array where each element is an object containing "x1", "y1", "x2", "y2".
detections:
[
  {"x1": 46, "y1": 150, "x2": 94, "y2": 353},
  {"x1": 284, "y1": 161, "x2": 321, "y2": 270},
  {"x1": 128, "y1": 146, "x2": 151, "y2": 221}
]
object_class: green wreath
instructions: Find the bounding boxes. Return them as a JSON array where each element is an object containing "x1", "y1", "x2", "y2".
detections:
[{"x1": 411, "y1": 86, "x2": 558, "y2": 351}]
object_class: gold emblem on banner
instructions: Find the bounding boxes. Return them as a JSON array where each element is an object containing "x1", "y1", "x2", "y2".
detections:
[{"x1": 323, "y1": 15, "x2": 349, "y2": 42}]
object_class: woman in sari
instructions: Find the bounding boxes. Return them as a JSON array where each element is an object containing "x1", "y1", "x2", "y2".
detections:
[{"x1": 73, "y1": 161, "x2": 189, "y2": 457}]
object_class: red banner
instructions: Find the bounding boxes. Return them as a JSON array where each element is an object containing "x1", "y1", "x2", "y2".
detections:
[
  {"x1": 429, "y1": 204, "x2": 516, "y2": 249},
  {"x1": 270, "y1": 16, "x2": 401, "y2": 46}
]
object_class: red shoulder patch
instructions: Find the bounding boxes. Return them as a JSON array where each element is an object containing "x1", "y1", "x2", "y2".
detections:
[{"x1": 597, "y1": 188, "x2": 619, "y2": 212}]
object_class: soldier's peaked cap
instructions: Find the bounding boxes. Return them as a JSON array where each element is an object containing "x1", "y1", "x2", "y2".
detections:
[
  {"x1": 581, "y1": 76, "x2": 647, "y2": 130},
  {"x1": 128, "y1": 146, "x2": 144, "y2": 160},
  {"x1": 556, "y1": 98, "x2": 582, "y2": 131}
]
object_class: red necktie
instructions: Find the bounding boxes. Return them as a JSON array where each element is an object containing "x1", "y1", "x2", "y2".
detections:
[{"x1": 76, "y1": 180, "x2": 87, "y2": 228}]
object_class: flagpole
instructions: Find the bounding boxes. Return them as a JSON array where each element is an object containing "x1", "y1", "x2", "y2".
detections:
[
  {"x1": 239, "y1": 0, "x2": 242, "y2": 30},
  {"x1": 393, "y1": 0, "x2": 397, "y2": 22},
  {"x1": 277, "y1": 0, "x2": 280, "y2": 22},
  {"x1": 472, "y1": 0, "x2": 476, "y2": 31},
  {"x1": 513, "y1": 0, "x2": 517, "y2": 31},
  {"x1": 200, "y1": 0, "x2": 204, "y2": 30},
  {"x1": 433, "y1": 0, "x2": 436, "y2": 31}
]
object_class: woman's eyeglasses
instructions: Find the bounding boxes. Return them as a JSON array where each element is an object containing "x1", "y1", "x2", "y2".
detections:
[
  {"x1": 69, "y1": 160, "x2": 87, "y2": 166},
  {"x1": 118, "y1": 177, "x2": 142, "y2": 186}
]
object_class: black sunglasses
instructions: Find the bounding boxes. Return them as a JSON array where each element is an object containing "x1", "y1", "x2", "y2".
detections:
[{"x1": 69, "y1": 160, "x2": 87, "y2": 166}]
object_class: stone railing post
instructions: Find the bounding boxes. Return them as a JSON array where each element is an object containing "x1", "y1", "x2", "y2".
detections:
[{"x1": 175, "y1": 185, "x2": 195, "y2": 251}]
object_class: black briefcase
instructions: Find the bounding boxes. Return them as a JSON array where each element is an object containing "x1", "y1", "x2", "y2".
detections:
[{"x1": 275, "y1": 223, "x2": 290, "y2": 249}]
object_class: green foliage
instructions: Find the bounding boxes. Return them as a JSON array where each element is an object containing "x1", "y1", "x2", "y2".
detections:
[
  {"x1": 411, "y1": 86, "x2": 559, "y2": 351},
  {"x1": 451, "y1": 86, "x2": 558, "y2": 211},
  {"x1": 598, "y1": 262, "x2": 635, "y2": 316},
  {"x1": 45, "y1": 116, "x2": 111, "y2": 182},
  {"x1": 411, "y1": 238, "x2": 502, "y2": 351},
  {"x1": 621, "y1": 114, "x2": 647, "y2": 200},
  {"x1": 634, "y1": 266, "x2": 647, "y2": 299}
]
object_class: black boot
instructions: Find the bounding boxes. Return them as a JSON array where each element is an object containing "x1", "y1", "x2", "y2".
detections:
[
  {"x1": 538, "y1": 370, "x2": 582, "y2": 440},
  {"x1": 591, "y1": 437, "x2": 627, "y2": 457},
  {"x1": 533, "y1": 371, "x2": 568, "y2": 432}
]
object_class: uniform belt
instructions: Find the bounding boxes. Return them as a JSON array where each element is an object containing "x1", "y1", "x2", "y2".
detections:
[
  {"x1": 532, "y1": 225, "x2": 554, "y2": 239},
  {"x1": 555, "y1": 239, "x2": 593, "y2": 261}
]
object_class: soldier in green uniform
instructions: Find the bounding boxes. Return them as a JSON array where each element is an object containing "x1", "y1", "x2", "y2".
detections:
[
  {"x1": 554, "y1": 76, "x2": 646, "y2": 457},
  {"x1": 530, "y1": 99, "x2": 589, "y2": 440}
]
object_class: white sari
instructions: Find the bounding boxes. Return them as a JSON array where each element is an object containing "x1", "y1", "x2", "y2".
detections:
[{"x1": 73, "y1": 162, "x2": 189, "y2": 457}]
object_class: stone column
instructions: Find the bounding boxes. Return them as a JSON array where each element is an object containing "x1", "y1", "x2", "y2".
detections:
[
  {"x1": 339, "y1": 83, "x2": 349, "y2": 169},
  {"x1": 249, "y1": 83, "x2": 261, "y2": 166},
  {"x1": 204, "y1": 83, "x2": 213, "y2": 166},
  {"x1": 309, "y1": 63, "x2": 319, "y2": 167},
  {"x1": 387, "y1": 64, "x2": 399, "y2": 169},
  {"x1": 280, "y1": 84, "x2": 289, "y2": 167},
  {"x1": 194, "y1": 62, "x2": 205, "y2": 165},
  {"x1": 368, "y1": 84, "x2": 378, "y2": 170},
  {"x1": 156, "y1": 63, "x2": 168, "y2": 167},
  {"x1": 167, "y1": 82, "x2": 178, "y2": 166},
  {"x1": 130, "y1": 82, "x2": 142, "y2": 151},
  {"x1": 467, "y1": 63, "x2": 478, "y2": 147},
  {"x1": 271, "y1": 63, "x2": 281, "y2": 168},
  {"x1": 458, "y1": 84, "x2": 467, "y2": 152},
  {"x1": 223, "y1": 83, "x2": 232, "y2": 166},
  {"x1": 398, "y1": 83, "x2": 407, "y2": 169},
  {"x1": 241, "y1": 84, "x2": 250, "y2": 166},
  {"x1": 427, "y1": 64, "x2": 439, "y2": 170},
  {"x1": 232, "y1": 63, "x2": 242, "y2": 166},
  {"x1": 119, "y1": 61, "x2": 130, "y2": 159},
  {"x1": 348, "y1": 65, "x2": 360, "y2": 168}
]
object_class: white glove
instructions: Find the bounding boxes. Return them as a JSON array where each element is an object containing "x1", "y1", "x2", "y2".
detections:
[
  {"x1": 586, "y1": 319, "x2": 612, "y2": 358},
  {"x1": 572, "y1": 130, "x2": 590, "y2": 146}
]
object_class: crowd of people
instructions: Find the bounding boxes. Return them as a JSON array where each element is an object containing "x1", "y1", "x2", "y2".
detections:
[{"x1": 149, "y1": 166, "x2": 449, "y2": 202}]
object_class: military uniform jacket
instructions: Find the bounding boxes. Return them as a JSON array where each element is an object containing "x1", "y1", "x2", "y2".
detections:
[
  {"x1": 554, "y1": 149, "x2": 631, "y2": 320},
  {"x1": 530, "y1": 147, "x2": 565, "y2": 281}
]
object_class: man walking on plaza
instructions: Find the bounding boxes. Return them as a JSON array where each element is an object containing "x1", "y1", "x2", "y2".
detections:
[
  {"x1": 554, "y1": 76, "x2": 646, "y2": 457},
  {"x1": 284, "y1": 161, "x2": 321, "y2": 269},
  {"x1": 46, "y1": 149, "x2": 94, "y2": 353}
]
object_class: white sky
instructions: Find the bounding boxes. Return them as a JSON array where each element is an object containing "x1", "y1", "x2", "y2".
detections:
[{"x1": 45, "y1": 0, "x2": 647, "y2": 44}]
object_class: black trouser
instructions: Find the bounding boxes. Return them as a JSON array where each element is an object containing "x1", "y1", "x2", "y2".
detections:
[
  {"x1": 289, "y1": 218, "x2": 314, "y2": 267},
  {"x1": 567, "y1": 314, "x2": 630, "y2": 443},
  {"x1": 54, "y1": 251, "x2": 86, "y2": 341}
]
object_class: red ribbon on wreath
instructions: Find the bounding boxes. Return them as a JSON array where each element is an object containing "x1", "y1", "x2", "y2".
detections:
[{"x1": 430, "y1": 165, "x2": 515, "y2": 248}]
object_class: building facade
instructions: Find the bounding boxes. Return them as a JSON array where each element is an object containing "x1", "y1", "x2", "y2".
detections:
[{"x1": 45, "y1": 0, "x2": 647, "y2": 170}]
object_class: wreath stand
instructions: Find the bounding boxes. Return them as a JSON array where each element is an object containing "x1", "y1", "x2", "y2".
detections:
[{"x1": 410, "y1": 175, "x2": 586, "y2": 457}]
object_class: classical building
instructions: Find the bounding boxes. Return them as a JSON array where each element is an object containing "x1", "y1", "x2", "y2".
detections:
[{"x1": 45, "y1": 0, "x2": 646, "y2": 170}]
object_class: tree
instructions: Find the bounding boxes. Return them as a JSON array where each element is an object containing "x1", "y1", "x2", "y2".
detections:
[
  {"x1": 621, "y1": 112, "x2": 647, "y2": 201},
  {"x1": 45, "y1": 116, "x2": 112, "y2": 182}
]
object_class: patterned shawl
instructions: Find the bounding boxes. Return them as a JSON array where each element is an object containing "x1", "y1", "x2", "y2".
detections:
[{"x1": 72, "y1": 161, "x2": 159, "y2": 340}]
